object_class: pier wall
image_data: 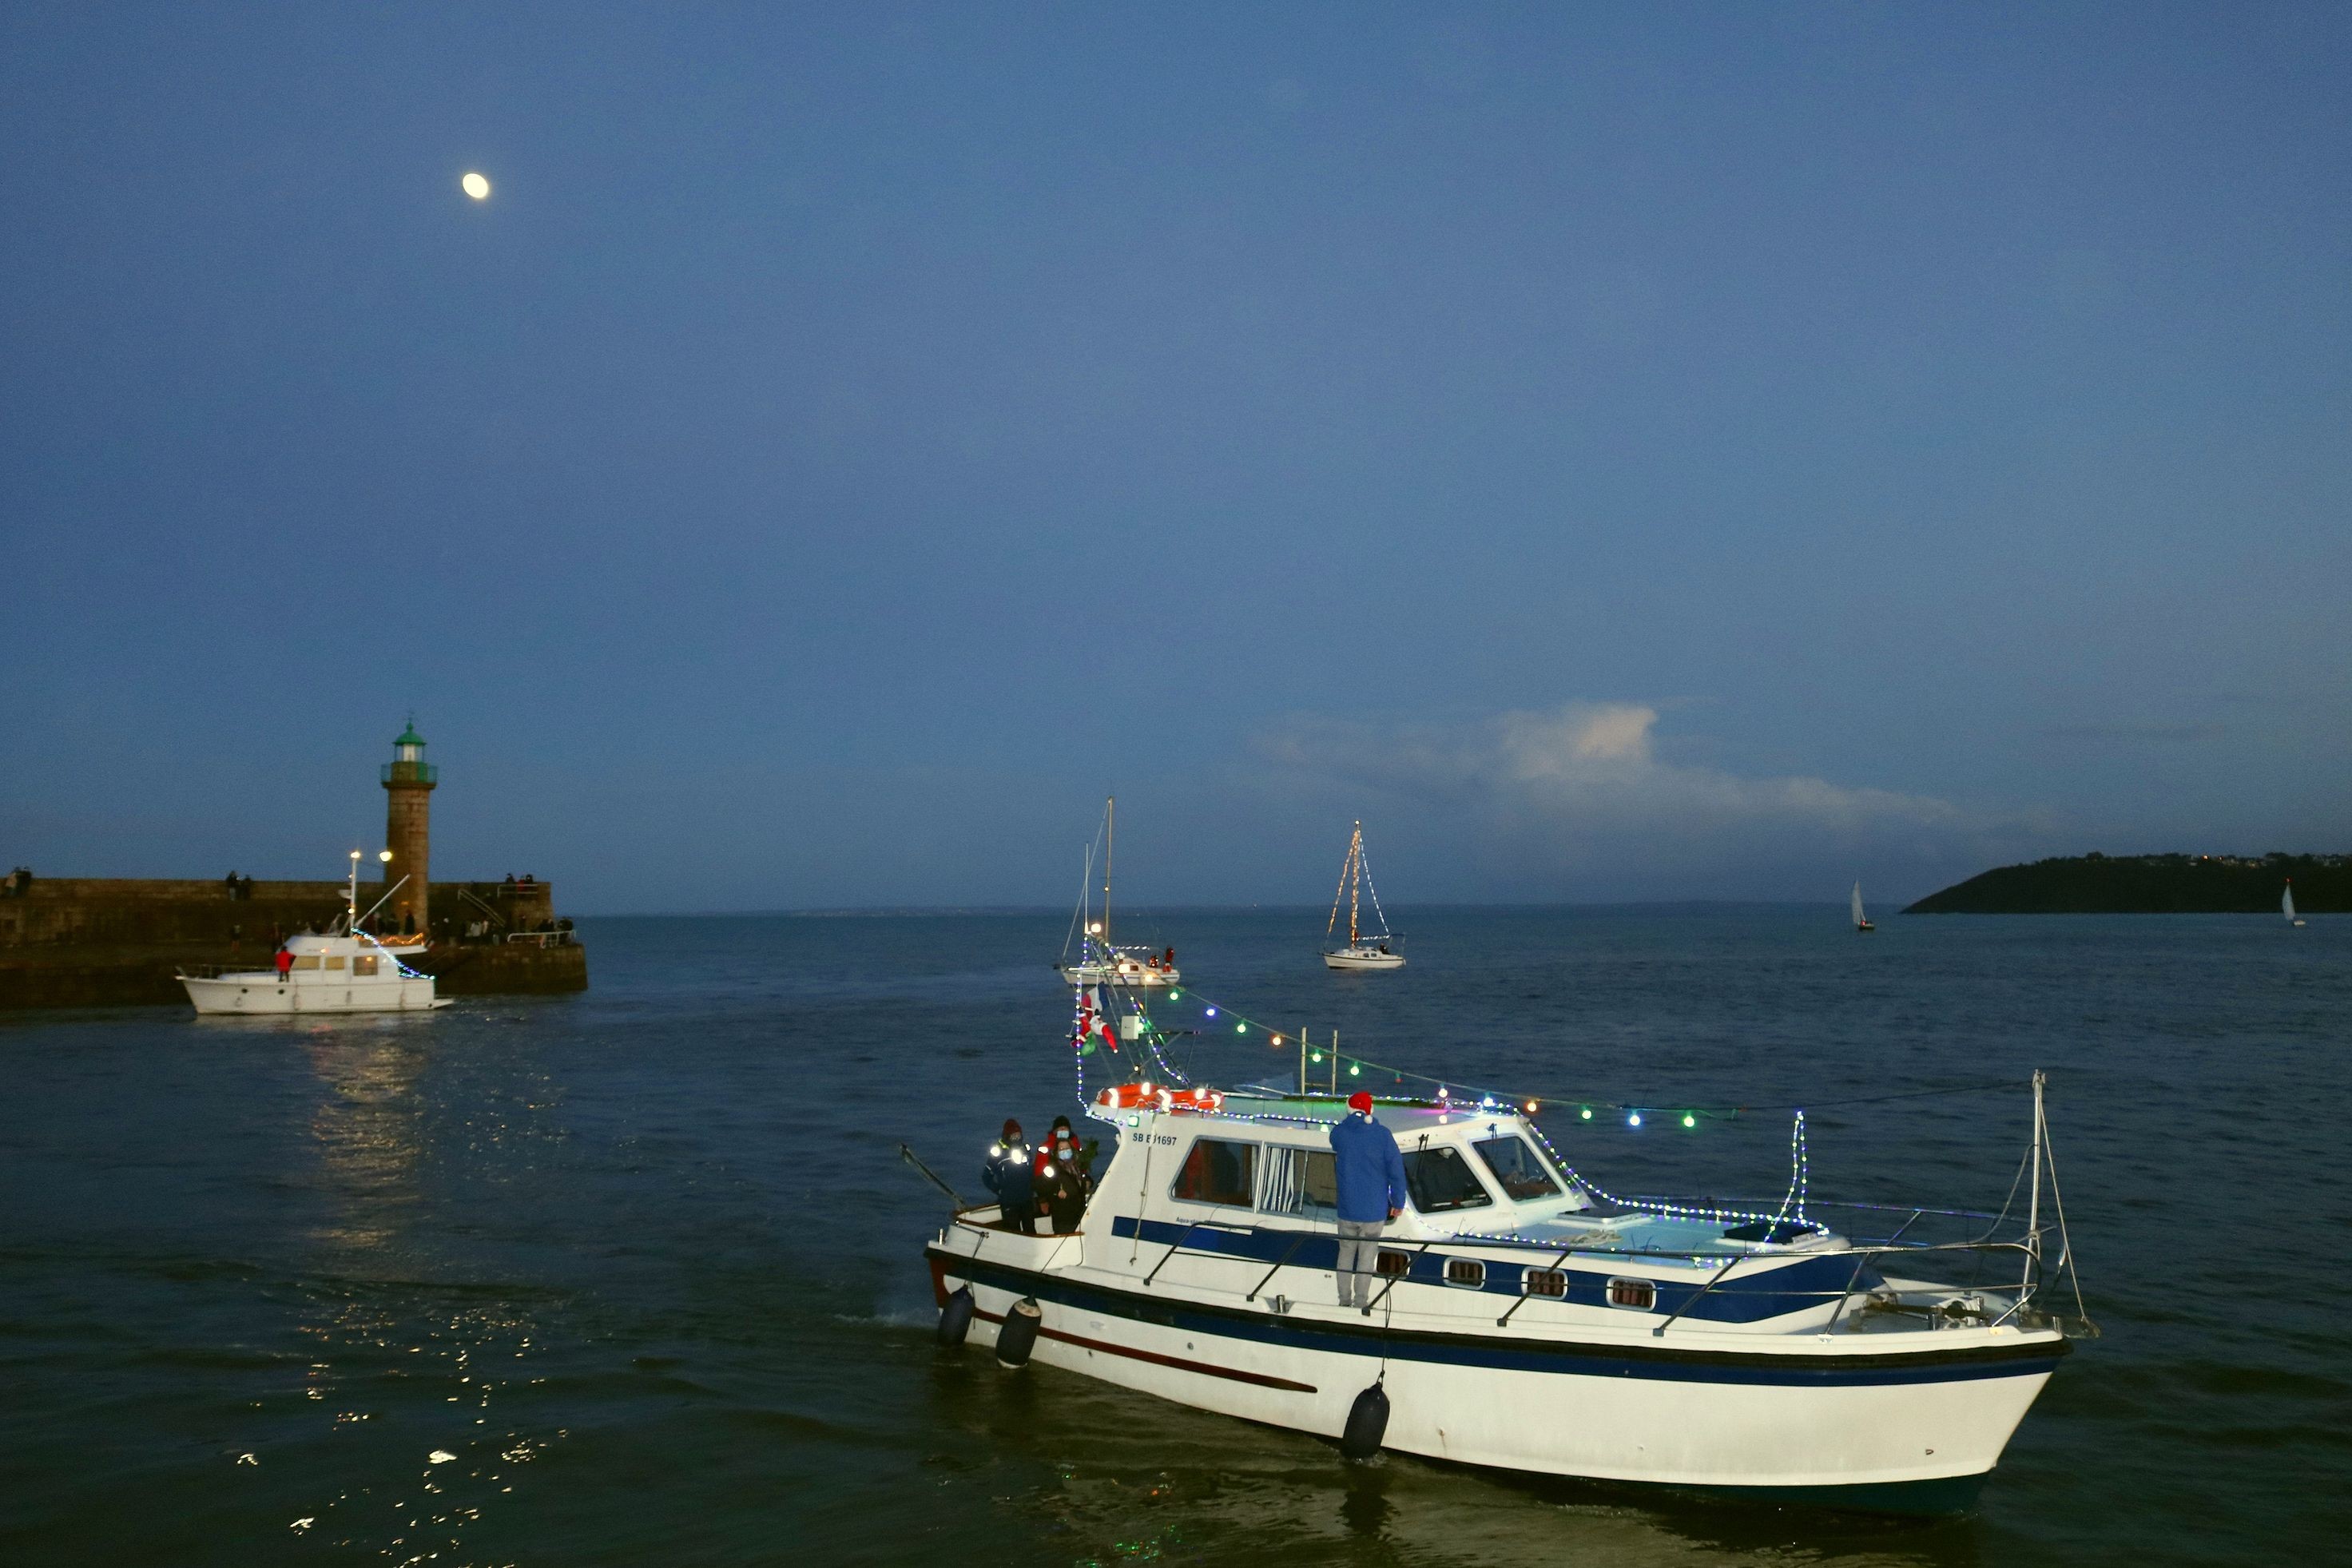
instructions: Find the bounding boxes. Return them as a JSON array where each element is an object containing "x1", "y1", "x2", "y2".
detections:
[{"x1": 0, "y1": 877, "x2": 582, "y2": 1010}]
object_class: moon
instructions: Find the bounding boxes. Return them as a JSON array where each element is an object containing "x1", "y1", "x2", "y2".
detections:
[{"x1": 461, "y1": 171, "x2": 491, "y2": 200}]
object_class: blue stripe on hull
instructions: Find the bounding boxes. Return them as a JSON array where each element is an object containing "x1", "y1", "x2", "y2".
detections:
[
  {"x1": 933, "y1": 1248, "x2": 2066, "y2": 1390},
  {"x1": 1108, "y1": 1216, "x2": 1879, "y2": 1326}
]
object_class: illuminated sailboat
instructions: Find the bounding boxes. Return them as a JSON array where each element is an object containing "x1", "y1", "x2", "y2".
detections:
[
  {"x1": 1324, "y1": 822, "x2": 1404, "y2": 971},
  {"x1": 1057, "y1": 798, "x2": 1181, "y2": 987},
  {"x1": 1853, "y1": 881, "x2": 1875, "y2": 934}
]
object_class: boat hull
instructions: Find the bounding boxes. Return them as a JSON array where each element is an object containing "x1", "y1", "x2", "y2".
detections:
[
  {"x1": 930, "y1": 1247, "x2": 2060, "y2": 1506},
  {"x1": 181, "y1": 973, "x2": 447, "y2": 1014},
  {"x1": 1058, "y1": 963, "x2": 1179, "y2": 987},
  {"x1": 1324, "y1": 948, "x2": 1404, "y2": 971}
]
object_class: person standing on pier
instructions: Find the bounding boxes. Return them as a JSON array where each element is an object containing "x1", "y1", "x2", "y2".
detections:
[{"x1": 1329, "y1": 1090, "x2": 1407, "y2": 1312}]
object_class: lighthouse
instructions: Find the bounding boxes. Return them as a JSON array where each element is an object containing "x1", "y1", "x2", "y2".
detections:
[{"x1": 379, "y1": 719, "x2": 437, "y2": 935}]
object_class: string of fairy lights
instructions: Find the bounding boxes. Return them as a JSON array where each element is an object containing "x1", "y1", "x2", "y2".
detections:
[{"x1": 1065, "y1": 975, "x2": 1990, "y2": 1230}]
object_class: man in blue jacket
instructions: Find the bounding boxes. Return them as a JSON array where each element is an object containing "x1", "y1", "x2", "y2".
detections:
[{"x1": 1329, "y1": 1090, "x2": 1408, "y2": 1311}]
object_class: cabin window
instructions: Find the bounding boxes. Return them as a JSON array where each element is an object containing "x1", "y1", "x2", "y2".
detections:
[
  {"x1": 1525, "y1": 1269, "x2": 1567, "y2": 1298},
  {"x1": 1402, "y1": 1145, "x2": 1493, "y2": 1213},
  {"x1": 353, "y1": 955, "x2": 379, "y2": 976},
  {"x1": 1607, "y1": 1277, "x2": 1656, "y2": 1311},
  {"x1": 1444, "y1": 1258, "x2": 1486, "y2": 1289},
  {"x1": 292, "y1": 956, "x2": 320, "y2": 971},
  {"x1": 1375, "y1": 1250, "x2": 1412, "y2": 1278},
  {"x1": 1472, "y1": 1136, "x2": 1563, "y2": 1201},
  {"x1": 1170, "y1": 1138, "x2": 1256, "y2": 1207},
  {"x1": 1255, "y1": 1149, "x2": 1338, "y2": 1217},
  {"x1": 323, "y1": 955, "x2": 346, "y2": 971}
]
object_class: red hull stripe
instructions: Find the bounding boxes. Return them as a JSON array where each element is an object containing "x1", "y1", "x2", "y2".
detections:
[{"x1": 974, "y1": 1307, "x2": 1317, "y2": 1394}]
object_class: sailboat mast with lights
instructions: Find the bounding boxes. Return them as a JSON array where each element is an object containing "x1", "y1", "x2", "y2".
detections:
[{"x1": 1323, "y1": 821, "x2": 1404, "y2": 971}]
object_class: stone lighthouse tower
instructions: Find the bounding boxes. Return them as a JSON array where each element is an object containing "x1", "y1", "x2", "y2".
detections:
[{"x1": 380, "y1": 718, "x2": 437, "y2": 935}]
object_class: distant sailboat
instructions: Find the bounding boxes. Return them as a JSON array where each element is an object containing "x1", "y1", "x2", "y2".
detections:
[
  {"x1": 1852, "y1": 881, "x2": 1875, "y2": 933},
  {"x1": 2283, "y1": 879, "x2": 2306, "y2": 927},
  {"x1": 1056, "y1": 797, "x2": 1182, "y2": 987},
  {"x1": 1324, "y1": 821, "x2": 1404, "y2": 971}
]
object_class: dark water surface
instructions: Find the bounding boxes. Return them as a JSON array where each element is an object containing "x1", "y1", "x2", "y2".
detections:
[{"x1": 4, "y1": 908, "x2": 2347, "y2": 1566}]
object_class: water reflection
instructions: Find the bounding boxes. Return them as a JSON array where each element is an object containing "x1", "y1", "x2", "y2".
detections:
[
  {"x1": 299, "y1": 1020, "x2": 434, "y2": 1253},
  {"x1": 273, "y1": 1016, "x2": 558, "y2": 1562}
]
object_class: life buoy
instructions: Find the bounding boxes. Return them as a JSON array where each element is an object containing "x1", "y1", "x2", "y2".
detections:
[{"x1": 1092, "y1": 1082, "x2": 1224, "y2": 1114}]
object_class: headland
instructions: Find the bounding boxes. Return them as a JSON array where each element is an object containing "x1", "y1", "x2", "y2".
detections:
[{"x1": 1905, "y1": 852, "x2": 2345, "y2": 915}]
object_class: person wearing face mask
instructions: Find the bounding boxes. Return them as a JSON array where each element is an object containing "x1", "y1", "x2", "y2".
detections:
[
  {"x1": 1031, "y1": 1115, "x2": 1098, "y2": 1234},
  {"x1": 982, "y1": 1119, "x2": 1037, "y2": 1231}
]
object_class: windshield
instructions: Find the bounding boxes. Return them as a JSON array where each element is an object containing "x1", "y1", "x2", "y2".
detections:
[
  {"x1": 1472, "y1": 1136, "x2": 1563, "y2": 1201},
  {"x1": 1402, "y1": 1145, "x2": 1493, "y2": 1213}
]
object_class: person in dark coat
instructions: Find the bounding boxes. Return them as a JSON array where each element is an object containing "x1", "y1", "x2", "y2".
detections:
[
  {"x1": 982, "y1": 1118, "x2": 1037, "y2": 1231},
  {"x1": 1031, "y1": 1115, "x2": 1097, "y2": 1233},
  {"x1": 1329, "y1": 1090, "x2": 1408, "y2": 1311}
]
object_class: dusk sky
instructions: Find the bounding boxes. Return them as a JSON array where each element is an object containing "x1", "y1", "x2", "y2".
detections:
[{"x1": 6, "y1": 5, "x2": 2347, "y2": 912}]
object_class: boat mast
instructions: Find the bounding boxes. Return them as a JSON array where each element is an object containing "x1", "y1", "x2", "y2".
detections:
[
  {"x1": 1349, "y1": 823, "x2": 1362, "y2": 946},
  {"x1": 1102, "y1": 796, "x2": 1114, "y2": 954},
  {"x1": 2024, "y1": 1070, "x2": 2045, "y2": 1298}
]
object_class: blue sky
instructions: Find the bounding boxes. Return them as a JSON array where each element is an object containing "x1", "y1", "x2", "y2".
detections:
[{"x1": 5, "y1": 4, "x2": 2347, "y2": 911}]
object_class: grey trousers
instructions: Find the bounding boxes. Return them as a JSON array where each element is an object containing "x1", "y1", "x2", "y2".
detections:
[{"x1": 1336, "y1": 1218, "x2": 1384, "y2": 1307}]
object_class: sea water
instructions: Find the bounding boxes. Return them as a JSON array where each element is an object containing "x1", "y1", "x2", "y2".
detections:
[{"x1": 2, "y1": 907, "x2": 2346, "y2": 1566}]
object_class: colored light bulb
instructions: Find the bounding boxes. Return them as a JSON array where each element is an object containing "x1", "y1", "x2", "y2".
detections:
[
  {"x1": 1627, "y1": 1112, "x2": 1643, "y2": 1128},
  {"x1": 1681, "y1": 1112, "x2": 1697, "y2": 1129},
  {"x1": 1579, "y1": 1106, "x2": 1593, "y2": 1121}
]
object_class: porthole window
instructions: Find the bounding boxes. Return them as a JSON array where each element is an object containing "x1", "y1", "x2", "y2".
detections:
[
  {"x1": 1375, "y1": 1250, "x2": 1412, "y2": 1278},
  {"x1": 1606, "y1": 1277, "x2": 1656, "y2": 1311},
  {"x1": 1444, "y1": 1258, "x2": 1486, "y2": 1289},
  {"x1": 1525, "y1": 1269, "x2": 1566, "y2": 1298}
]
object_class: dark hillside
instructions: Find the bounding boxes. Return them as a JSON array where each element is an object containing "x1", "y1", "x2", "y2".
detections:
[{"x1": 1906, "y1": 853, "x2": 2348, "y2": 914}]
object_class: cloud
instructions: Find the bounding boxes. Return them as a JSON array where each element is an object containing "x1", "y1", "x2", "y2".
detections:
[
  {"x1": 2035, "y1": 719, "x2": 2224, "y2": 743},
  {"x1": 1254, "y1": 702, "x2": 2037, "y2": 900}
]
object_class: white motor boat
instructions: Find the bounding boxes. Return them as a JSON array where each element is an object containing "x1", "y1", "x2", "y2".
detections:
[
  {"x1": 924, "y1": 1061, "x2": 2091, "y2": 1509},
  {"x1": 1323, "y1": 821, "x2": 1404, "y2": 970},
  {"x1": 178, "y1": 852, "x2": 449, "y2": 1014},
  {"x1": 1056, "y1": 796, "x2": 1182, "y2": 988}
]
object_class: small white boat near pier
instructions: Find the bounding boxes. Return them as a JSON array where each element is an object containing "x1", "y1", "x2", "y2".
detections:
[{"x1": 178, "y1": 852, "x2": 449, "y2": 1014}]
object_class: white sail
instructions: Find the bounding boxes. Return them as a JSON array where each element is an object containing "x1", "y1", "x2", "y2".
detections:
[
  {"x1": 1851, "y1": 881, "x2": 1866, "y2": 928},
  {"x1": 2283, "y1": 883, "x2": 2298, "y2": 923}
]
